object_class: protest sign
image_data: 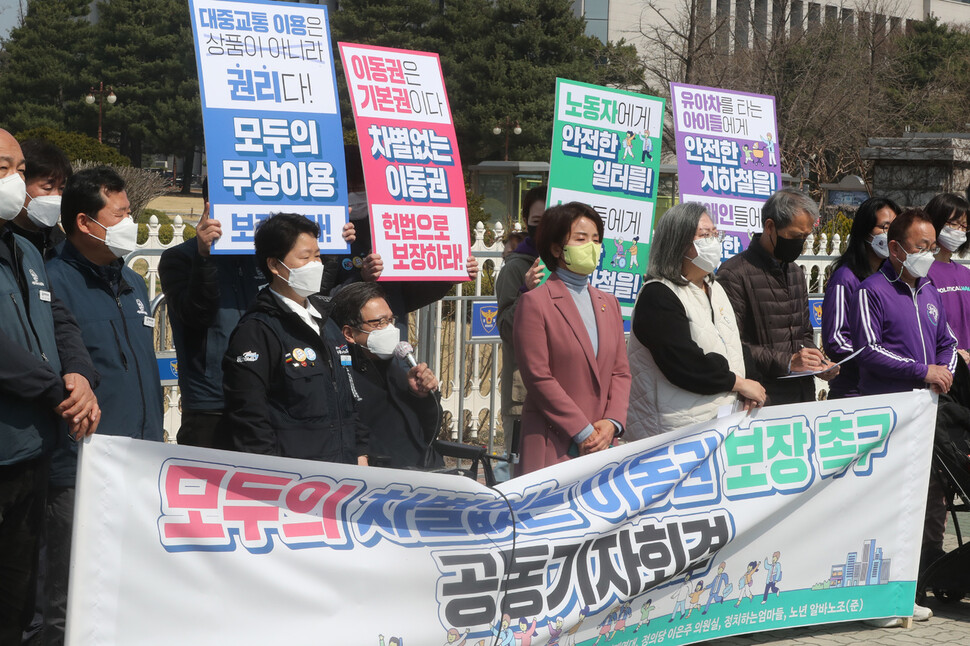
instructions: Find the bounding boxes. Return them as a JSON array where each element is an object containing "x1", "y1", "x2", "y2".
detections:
[
  {"x1": 338, "y1": 43, "x2": 470, "y2": 281},
  {"x1": 670, "y1": 83, "x2": 783, "y2": 260},
  {"x1": 68, "y1": 391, "x2": 934, "y2": 645},
  {"x1": 189, "y1": 0, "x2": 349, "y2": 254},
  {"x1": 547, "y1": 79, "x2": 665, "y2": 320}
]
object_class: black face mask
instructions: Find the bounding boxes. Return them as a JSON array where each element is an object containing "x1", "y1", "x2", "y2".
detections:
[{"x1": 772, "y1": 231, "x2": 805, "y2": 263}]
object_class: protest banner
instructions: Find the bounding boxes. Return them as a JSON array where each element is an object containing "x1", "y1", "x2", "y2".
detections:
[
  {"x1": 338, "y1": 43, "x2": 470, "y2": 281},
  {"x1": 547, "y1": 79, "x2": 665, "y2": 321},
  {"x1": 670, "y1": 83, "x2": 783, "y2": 261},
  {"x1": 68, "y1": 391, "x2": 934, "y2": 645},
  {"x1": 189, "y1": 0, "x2": 349, "y2": 254}
]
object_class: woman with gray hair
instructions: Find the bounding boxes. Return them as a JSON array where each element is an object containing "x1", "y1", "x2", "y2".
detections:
[{"x1": 627, "y1": 203, "x2": 765, "y2": 439}]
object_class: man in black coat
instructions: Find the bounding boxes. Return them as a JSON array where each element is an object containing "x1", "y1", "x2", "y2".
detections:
[{"x1": 331, "y1": 282, "x2": 443, "y2": 469}]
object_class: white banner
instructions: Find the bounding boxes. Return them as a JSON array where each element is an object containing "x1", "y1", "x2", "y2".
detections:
[{"x1": 68, "y1": 392, "x2": 936, "y2": 645}]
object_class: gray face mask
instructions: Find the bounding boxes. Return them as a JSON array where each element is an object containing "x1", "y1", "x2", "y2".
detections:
[
  {"x1": 869, "y1": 232, "x2": 890, "y2": 259},
  {"x1": 26, "y1": 195, "x2": 61, "y2": 228}
]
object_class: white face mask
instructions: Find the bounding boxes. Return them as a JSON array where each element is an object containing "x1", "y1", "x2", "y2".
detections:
[
  {"x1": 26, "y1": 195, "x2": 62, "y2": 228},
  {"x1": 278, "y1": 259, "x2": 323, "y2": 298},
  {"x1": 0, "y1": 173, "x2": 27, "y2": 221},
  {"x1": 87, "y1": 215, "x2": 138, "y2": 257},
  {"x1": 689, "y1": 236, "x2": 722, "y2": 274},
  {"x1": 869, "y1": 232, "x2": 890, "y2": 259},
  {"x1": 938, "y1": 226, "x2": 967, "y2": 253},
  {"x1": 365, "y1": 325, "x2": 400, "y2": 359},
  {"x1": 900, "y1": 248, "x2": 935, "y2": 279}
]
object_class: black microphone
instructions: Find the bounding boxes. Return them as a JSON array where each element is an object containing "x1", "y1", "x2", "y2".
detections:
[{"x1": 394, "y1": 342, "x2": 439, "y2": 394}]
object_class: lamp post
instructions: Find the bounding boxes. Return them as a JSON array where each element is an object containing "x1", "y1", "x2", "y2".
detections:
[
  {"x1": 85, "y1": 82, "x2": 117, "y2": 143},
  {"x1": 493, "y1": 117, "x2": 521, "y2": 161}
]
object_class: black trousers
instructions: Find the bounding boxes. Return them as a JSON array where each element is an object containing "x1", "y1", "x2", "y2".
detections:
[{"x1": 0, "y1": 457, "x2": 47, "y2": 644}]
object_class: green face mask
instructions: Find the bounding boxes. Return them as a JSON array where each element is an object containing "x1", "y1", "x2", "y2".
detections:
[{"x1": 561, "y1": 241, "x2": 602, "y2": 275}]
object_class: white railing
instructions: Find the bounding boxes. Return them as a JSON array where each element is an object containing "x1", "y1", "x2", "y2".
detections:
[{"x1": 130, "y1": 218, "x2": 967, "y2": 447}]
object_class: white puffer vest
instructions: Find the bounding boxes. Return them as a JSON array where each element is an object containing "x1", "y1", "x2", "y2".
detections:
[{"x1": 627, "y1": 277, "x2": 745, "y2": 438}]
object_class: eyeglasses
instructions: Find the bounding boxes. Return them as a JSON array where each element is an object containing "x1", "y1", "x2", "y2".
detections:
[
  {"x1": 911, "y1": 245, "x2": 940, "y2": 255},
  {"x1": 947, "y1": 220, "x2": 968, "y2": 232},
  {"x1": 695, "y1": 230, "x2": 725, "y2": 241},
  {"x1": 357, "y1": 315, "x2": 397, "y2": 330}
]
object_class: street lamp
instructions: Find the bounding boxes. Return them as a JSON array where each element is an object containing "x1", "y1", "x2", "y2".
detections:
[
  {"x1": 493, "y1": 117, "x2": 522, "y2": 161},
  {"x1": 85, "y1": 82, "x2": 117, "y2": 143}
]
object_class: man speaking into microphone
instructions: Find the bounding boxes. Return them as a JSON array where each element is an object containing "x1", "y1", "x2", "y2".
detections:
[{"x1": 332, "y1": 282, "x2": 443, "y2": 469}]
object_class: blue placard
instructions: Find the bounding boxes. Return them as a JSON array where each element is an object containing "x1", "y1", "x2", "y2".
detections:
[
  {"x1": 809, "y1": 297, "x2": 823, "y2": 329},
  {"x1": 157, "y1": 356, "x2": 179, "y2": 385},
  {"x1": 189, "y1": 0, "x2": 349, "y2": 254},
  {"x1": 470, "y1": 301, "x2": 499, "y2": 340}
]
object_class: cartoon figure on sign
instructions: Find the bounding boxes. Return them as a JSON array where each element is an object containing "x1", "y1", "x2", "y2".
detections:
[
  {"x1": 735, "y1": 561, "x2": 760, "y2": 607},
  {"x1": 444, "y1": 627, "x2": 469, "y2": 646},
  {"x1": 762, "y1": 551, "x2": 782, "y2": 604},
  {"x1": 512, "y1": 617, "x2": 537, "y2": 646},
  {"x1": 622, "y1": 131, "x2": 636, "y2": 160},
  {"x1": 629, "y1": 236, "x2": 640, "y2": 270},
  {"x1": 669, "y1": 573, "x2": 692, "y2": 621},
  {"x1": 742, "y1": 144, "x2": 753, "y2": 164},
  {"x1": 546, "y1": 617, "x2": 564, "y2": 646},
  {"x1": 378, "y1": 636, "x2": 402, "y2": 646},
  {"x1": 561, "y1": 606, "x2": 589, "y2": 646},
  {"x1": 479, "y1": 304, "x2": 498, "y2": 334},
  {"x1": 640, "y1": 129, "x2": 653, "y2": 162},
  {"x1": 686, "y1": 580, "x2": 704, "y2": 618},
  {"x1": 608, "y1": 602, "x2": 632, "y2": 639},
  {"x1": 751, "y1": 142, "x2": 765, "y2": 166},
  {"x1": 491, "y1": 614, "x2": 514, "y2": 646},
  {"x1": 632, "y1": 599, "x2": 656, "y2": 632},
  {"x1": 761, "y1": 132, "x2": 777, "y2": 166},
  {"x1": 591, "y1": 606, "x2": 618, "y2": 645},
  {"x1": 611, "y1": 237, "x2": 627, "y2": 269},
  {"x1": 702, "y1": 561, "x2": 731, "y2": 614}
]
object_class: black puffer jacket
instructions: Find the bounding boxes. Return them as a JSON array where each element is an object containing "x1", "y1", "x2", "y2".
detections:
[{"x1": 716, "y1": 235, "x2": 816, "y2": 405}]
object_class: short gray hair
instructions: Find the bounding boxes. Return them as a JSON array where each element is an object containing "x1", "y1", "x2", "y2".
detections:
[
  {"x1": 646, "y1": 202, "x2": 708, "y2": 286},
  {"x1": 762, "y1": 188, "x2": 818, "y2": 229}
]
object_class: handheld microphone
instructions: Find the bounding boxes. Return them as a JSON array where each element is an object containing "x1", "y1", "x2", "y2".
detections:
[
  {"x1": 394, "y1": 341, "x2": 419, "y2": 368},
  {"x1": 394, "y1": 342, "x2": 439, "y2": 394}
]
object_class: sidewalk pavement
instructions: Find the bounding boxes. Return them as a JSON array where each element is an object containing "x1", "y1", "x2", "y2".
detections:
[{"x1": 708, "y1": 514, "x2": 970, "y2": 646}]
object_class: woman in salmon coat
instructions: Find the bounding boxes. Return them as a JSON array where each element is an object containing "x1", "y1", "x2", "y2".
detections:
[{"x1": 513, "y1": 202, "x2": 631, "y2": 475}]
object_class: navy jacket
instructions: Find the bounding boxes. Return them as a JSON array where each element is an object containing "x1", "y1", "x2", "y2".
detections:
[
  {"x1": 159, "y1": 238, "x2": 265, "y2": 411},
  {"x1": 0, "y1": 228, "x2": 97, "y2": 466},
  {"x1": 220, "y1": 288, "x2": 367, "y2": 464},
  {"x1": 851, "y1": 261, "x2": 959, "y2": 395},
  {"x1": 46, "y1": 241, "x2": 164, "y2": 486}
]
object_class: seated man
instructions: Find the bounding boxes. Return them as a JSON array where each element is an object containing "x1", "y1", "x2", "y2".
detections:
[
  {"x1": 850, "y1": 207, "x2": 956, "y2": 627},
  {"x1": 331, "y1": 282, "x2": 442, "y2": 469}
]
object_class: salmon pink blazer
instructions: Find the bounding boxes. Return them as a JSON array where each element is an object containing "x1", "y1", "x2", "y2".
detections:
[{"x1": 513, "y1": 273, "x2": 631, "y2": 475}]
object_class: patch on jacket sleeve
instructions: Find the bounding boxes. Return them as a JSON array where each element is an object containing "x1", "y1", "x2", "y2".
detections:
[{"x1": 236, "y1": 351, "x2": 260, "y2": 363}]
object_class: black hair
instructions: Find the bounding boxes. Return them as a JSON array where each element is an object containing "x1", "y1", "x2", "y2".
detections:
[
  {"x1": 331, "y1": 282, "x2": 387, "y2": 328},
  {"x1": 925, "y1": 192, "x2": 970, "y2": 255},
  {"x1": 20, "y1": 139, "x2": 71, "y2": 185},
  {"x1": 831, "y1": 196, "x2": 901, "y2": 280},
  {"x1": 888, "y1": 207, "x2": 934, "y2": 246},
  {"x1": 61, "y1": 166, "x2": 125, "y2": 236},
  {"x1": 521, "y1": 185, "x2": 547, "y2": 220},
  {"x1": 535, "y1": 202, "x2": 605, "y2": 270},
  {"x1": 253, "y1": 213, "x2": 320, "y2": 280}
]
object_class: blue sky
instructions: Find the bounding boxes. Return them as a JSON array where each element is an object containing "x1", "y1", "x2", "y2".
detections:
[{"x1": 0, "y1": 1, "x2": 21, "y2": 41}]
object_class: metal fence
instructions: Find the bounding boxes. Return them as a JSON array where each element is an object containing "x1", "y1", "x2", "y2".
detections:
[{"x1": 129, "y1": 217, "x2": 960, "y2": 447}]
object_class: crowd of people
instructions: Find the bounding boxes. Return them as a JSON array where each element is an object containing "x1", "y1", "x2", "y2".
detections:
[{"x1": 2, "y1": 121, "x2": 968, "y2": 639}]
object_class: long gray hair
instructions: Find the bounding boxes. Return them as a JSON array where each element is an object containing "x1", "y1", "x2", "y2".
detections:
[{"x1": 646, "y1": 202, "x2": 709, "y2": 286}]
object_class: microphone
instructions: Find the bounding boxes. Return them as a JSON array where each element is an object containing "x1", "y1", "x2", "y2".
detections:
[
  {"x1": 394, "y1": 341, "x2": 419, "y2": 368},
  {"x1": 394, "y1": 342, "x2": 439, "y2": 394}
]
